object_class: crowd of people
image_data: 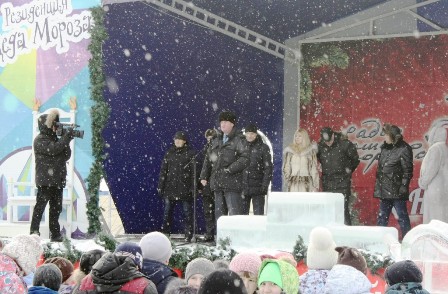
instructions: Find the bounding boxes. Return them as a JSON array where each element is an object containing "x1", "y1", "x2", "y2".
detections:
[{"x1": 0, "y1": 229, "x2": 431, "y2": 293}]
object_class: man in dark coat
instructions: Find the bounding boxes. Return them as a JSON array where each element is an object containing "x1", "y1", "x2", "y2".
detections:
[
  {"x1": 30, "y1": 109, "x2": 73, "y2": 241},
  {"x1": 200, "y1": 111, "x2": 250, "y2": 222},
  {"x1": 242, "y1": 123, "x2": 273, "y2": 215},
  {"x1": 374, "y1": 124, "x2": 413, "y2": 238},
  {"x1": 158, "y1": 131, "x2": 196, "y2": 242},
  {"x1": 317, "y1": 127, "x2": 360, "y2": 225}
]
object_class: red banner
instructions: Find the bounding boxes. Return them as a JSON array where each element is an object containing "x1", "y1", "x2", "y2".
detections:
[{"x1": 300, "y1": 36, "x2": 448, "y2": 231}]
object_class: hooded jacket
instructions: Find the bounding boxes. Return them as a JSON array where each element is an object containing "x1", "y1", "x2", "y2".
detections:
[
  {"x1": 0, "y1": 253, "x2": 28, "y2": 294},
  {"x1": 385, "y1": 282, "x2": 430, "y2": 294},
  {"x1": 374, "y1": 136, "x2": 413, "y2": 200},
  {"x1": 324, "y1": 264, "x2": 372, "y2": 294},
  {"x1": 243, "y1": 135, "x2": 273, "y2": 196},
  {"x1": 74, "y1": 252, "x2": 157, "y2": 294},
  {"x1": 200, "y1": 127, "x2": 249, "y2": 192},
  {"x1": 140, "y1": 258, "x2": 178, "y2": 294},
  {"x1": 34, "y1": 110, "x2": 72, "y2": 188},
  {"x1": 317, "y1": 132, "x2": 360, "y2": 190},
  {"x1": 158, "y1": 143, "x2": 196, "y2": 201},
  {"x1": 419, "y1": 126, "x2": 448, "y2": 223},
  {"x1": 299, "y1": 269, "x2": 331, "y2": 294}
]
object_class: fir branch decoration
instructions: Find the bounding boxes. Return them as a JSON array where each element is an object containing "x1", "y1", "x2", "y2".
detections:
[
  {"x1": 300, "y1": 43, "x2": 349, "y2": 104},
  {"x1": 86, "y1": 6, "x2": 110, "y2": 234},
  {"x1": 42, "y1": 238, "x2": 83, "y2": 264},
  {"x1": 292, "y1": 234, "x2": 307, "y2": 263}
]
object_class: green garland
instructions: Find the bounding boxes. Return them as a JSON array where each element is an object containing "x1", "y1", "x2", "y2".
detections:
[
  {"x1": 300, "y1": 43, "x2": 349, "y2": 104},
  {"x1": 86, "y1": 6, "x2": 110, "y2": 234}
]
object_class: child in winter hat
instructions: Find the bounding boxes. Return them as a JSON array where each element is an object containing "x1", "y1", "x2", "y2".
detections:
[
  {"x1": 31, "y1": 263, "x2": 63, "y2": 292},
  {"x1": 2, "y1": 234, "x2": 43, "y2": 275},
  {"x1": 198, "y1": 269, "x2": 248, "y2": 294},
  {"x1": 384, "y1": 260, "x2": 430, "y2": 294},
  {"x1": 229, "y1": 252, "x2": 262, "y2": 294},
  {"x1": 185, "y1": 257, "x2": 215, "y2": 289},
  {"x1": 258, "y1": 259, "x2": 299, "y2": 294},
  {"x1": 139, "y1": 231, "x2": 172, "y2": 264},
  {"x1": 114, "y1": 241, "x2": 144, "y2": 269},
  {"x1": 335, "y1": 246, "x2": 367, "y2": 274},
  {"x1": 300, "y1": 227, "x2": 338, "y2": 294},
  {"x1": 44, "y1": 257, "x2": 74, "y2": 283}
]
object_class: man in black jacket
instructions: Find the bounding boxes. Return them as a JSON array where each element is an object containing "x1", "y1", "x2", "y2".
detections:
[
  {"x1": 200, "y1": 111, "x2": 249, "y2": 224},
  {"x1": 317, "y1": 127, "x2": 360, "y2": 225},
  {"x1": 242, "y1": 123, "x2": 273, "y2": 215},
  {"x1": 30, "y1": 109, "x2": 73, "y2": 242},
  {"x1": 374, "y1": 124, "x2": 413, "y2": 238}
]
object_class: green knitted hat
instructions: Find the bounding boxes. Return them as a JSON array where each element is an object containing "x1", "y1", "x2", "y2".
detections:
[{"x1": 258, "y1": 261, "x2": 283, "y2": 289}]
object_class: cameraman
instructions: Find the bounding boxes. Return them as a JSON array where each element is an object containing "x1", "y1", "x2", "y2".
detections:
[{"x1": 30, "y1": 109, "x2": 74, "y2": 242}]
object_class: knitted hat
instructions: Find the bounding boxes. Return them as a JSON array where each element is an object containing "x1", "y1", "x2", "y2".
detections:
[
  {"x1": 44, "y1": 257, "x2": 74, "y2": 283},
  {"x1": 139, "y1": 231, "x2": 172, "y2": 264},
  {"x1": 33, "y1": 263, "x2": 62, "y2": 291},
  {"x1": 218, "y1": 111, "x2": 237, "y2": 124},
  {"x1": 229, "y1": 252, "x2": 262, "y2": 276},
  {"x1": 274, "y1": 251, "x2": 297, "y2": 267},
  {"x1": 245, "y1": 124, "x2": 258, "y2": 133},
  {"x1": 385, "y1": 260, "x2": 423, "y2": 285},
  {"x1": 320, "y1": 127, "x2": 333, "y2": 142},
  {"x1": 2, "y1": 234, "x2": 43, "y2": 275},
  {"x1": 185, "y1": 257, "x2": 215, "y2": 282},
  {"x1": 335, "y1": 246, "x2": 367, "y2": 274},
  {"x1": 213, "y1": 259, "x2": 229, "y2": 269},
  {"x1": 198, "y1": 269, "x2": 247, "y2": 294},
  {"x1": 114, "y1": 241, "x2": 144, "y2": 269},
  {"x1": 306, "y1": 227, "x2": 338, "y2": 270},
  {"x1": 258, "y1": 261, "x2": 283, "y2": 288},
  {"x1": 174, "y1": 131, "x2": 188, "y2": 141},
  {"x1": 79, "y1": 249, "x2": 105, "y2": 275}
]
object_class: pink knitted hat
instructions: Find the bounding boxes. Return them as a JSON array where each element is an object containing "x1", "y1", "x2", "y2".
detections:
[{"x1": 229, "y1": 252, "x2": 262, "y2": 276}]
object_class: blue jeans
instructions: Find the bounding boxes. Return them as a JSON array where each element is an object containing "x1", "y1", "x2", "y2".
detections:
[
  {"x1": 242, "y1": 194, "x2": 265, "y2": 215},
  {"x1": 214, "y1": 190, "x2": 244, "y2": 221},
  {"x1": 377, "y1": 199, "x2": 411, "y2": 238},
  {"x1": 162, "y1": 198, "x2": 193, "y2": 237}
]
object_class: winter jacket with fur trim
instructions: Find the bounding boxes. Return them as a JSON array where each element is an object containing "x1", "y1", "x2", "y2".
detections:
[
  {"x1": 34, "y1": 114, "x2": 72, "y2": 188},
  {"x1": 317, "y1": 132, "x2": 360, "y2": 190},
  {"x1": 374, "y1": 138, "x2": 413, "y2": 200},
  {"x1": 158, "y1": 144, "x2": 196, "y2": 201},
  {"x1": 200, "y1": 127, "x2": 249, "y2": 192},
  {"x1": 243, "y1": 135, "x2": 272, "y2": 196}
]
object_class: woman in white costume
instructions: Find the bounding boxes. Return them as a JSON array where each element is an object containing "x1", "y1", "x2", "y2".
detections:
[{"x1": 283, "y1": 128, "x2": 319, "y2": 192}]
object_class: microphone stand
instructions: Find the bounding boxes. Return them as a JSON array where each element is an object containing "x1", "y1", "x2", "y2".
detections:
[{"x1": 183, "y1": 143, "x2": 208, "y2": 244}]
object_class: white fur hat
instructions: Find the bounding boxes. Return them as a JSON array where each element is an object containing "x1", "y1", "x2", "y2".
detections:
[
  {"x1": 2, "y1": 234, "x2": 43, "y2": 275},
  {"x1": 306, "y1": 227, "x2": 338, "y2": 270}
]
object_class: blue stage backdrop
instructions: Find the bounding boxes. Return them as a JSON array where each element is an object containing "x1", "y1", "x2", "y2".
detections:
[{"x1": 102, "y1": 2, "x2": 285, "y2": 234}]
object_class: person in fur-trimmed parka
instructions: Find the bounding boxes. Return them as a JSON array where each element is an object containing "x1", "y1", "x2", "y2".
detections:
[
  {"x1": 374, "y1": 124, "x2": 413, "y2": 238},
  {"x1": 419, "y1": 125, "x2": 448, "y2": 224},
  {"x1": 30, "y1": 109, "x2": 73, "y2": 242}
]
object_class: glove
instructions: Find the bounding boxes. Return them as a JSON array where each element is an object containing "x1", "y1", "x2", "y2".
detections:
[{"x1": 398, "y1": 185, "x2": 409, "y2": 198}]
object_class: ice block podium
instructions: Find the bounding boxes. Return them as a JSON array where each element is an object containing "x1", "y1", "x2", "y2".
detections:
[
  {"x1": 217, "y1": 192, "x2": 398, "y2": 254},
  {"x1": 401, "y1": 220, "x2": 448, "y2": 294}
]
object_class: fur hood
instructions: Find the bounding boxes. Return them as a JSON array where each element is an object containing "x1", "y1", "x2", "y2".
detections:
[
  {"x1": 38, "y1": 109, "x2": 59, "y2": 132},
  {"x1": 427, "y1": 126, "x2": 448, "y2": 146},
  {"x1": 383, "y1": 124, "x2": 402, "y2": 145}
]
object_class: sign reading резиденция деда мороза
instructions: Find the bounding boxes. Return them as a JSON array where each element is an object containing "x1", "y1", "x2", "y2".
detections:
[{"x1": 0, "y1": 0, "x2": 92, "y2": 66}]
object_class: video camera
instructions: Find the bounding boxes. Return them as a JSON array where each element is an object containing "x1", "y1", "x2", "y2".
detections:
[{"x1": 55, "y1": 122, "x2": 84, "y2": 139}]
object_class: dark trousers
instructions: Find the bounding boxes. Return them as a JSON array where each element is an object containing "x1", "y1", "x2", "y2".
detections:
[
  {"x1": 324, "y1": 186, "x2": 352, "y2": 225},
  {"x1": 214, "y1": 190, "x2": 244, "y2": 222},
  {"x1": 162, "y1": 198, "x2": 193, "y2": 237},
  {"x1": 30, "y1": 186, "x2": 63, "y2": 237},
  {"x1": 242, "y1": 194, "x2": 265, "y2": 215},
  {"x1": 202, "y1": 190, "x2": 215, "y2": 237},
  {"x1": 377, "y1": 199, "x2": 411, "y2": 238}
]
